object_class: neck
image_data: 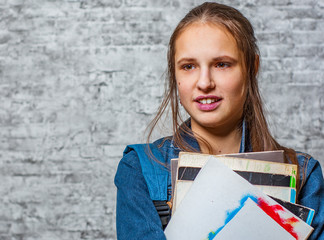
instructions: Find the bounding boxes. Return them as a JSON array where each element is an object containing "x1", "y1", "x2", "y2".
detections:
[{"x1": 191, "y1": 119, "x2": 242, "y2": 155}]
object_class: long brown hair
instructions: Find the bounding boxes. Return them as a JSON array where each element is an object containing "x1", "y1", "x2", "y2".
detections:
[{"x1": 147, "y1": 2, "x2": 301, "y2": 190}]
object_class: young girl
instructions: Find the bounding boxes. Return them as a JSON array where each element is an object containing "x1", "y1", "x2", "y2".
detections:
[{"x1": 114, "y1": 2, "x2": 324, "y2": 239}]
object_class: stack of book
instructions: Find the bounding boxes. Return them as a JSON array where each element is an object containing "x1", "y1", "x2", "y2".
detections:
[{"x1": 165, "y1": 151, "x2": 315, "y2": 240}]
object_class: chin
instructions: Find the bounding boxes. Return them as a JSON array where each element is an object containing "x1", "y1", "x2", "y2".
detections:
[
  {"x1": 193, "y1": 115, "x2": 241, "y2": 130},
  {"x1": 195, "y1": 118, "x2": 224, "y2": 129}
]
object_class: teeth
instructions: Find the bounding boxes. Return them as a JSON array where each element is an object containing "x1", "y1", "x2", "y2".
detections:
[{"x1": 199, "y1": 98, "x2": 217, "y2": 104}]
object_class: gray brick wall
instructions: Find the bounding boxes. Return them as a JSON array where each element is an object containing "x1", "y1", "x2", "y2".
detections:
[{"x1": 0, "y1": 0, "x2": 323, "y2": 239}]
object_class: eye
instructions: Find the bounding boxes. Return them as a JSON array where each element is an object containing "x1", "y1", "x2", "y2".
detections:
[
  {"x1": 182, "y1": 64, "x2": 196, "y2": 71},
  {"x1": 215, "y1": 62, "x2": 230, "y2": 69}
]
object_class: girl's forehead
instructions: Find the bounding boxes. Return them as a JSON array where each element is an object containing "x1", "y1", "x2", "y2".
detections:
[
  {"x1": 175, "y1": 22, "x2": 240, "y2": 52},
  {"x1": 179, "y1": 21, "x2": 233, "y2": 40},
  {"x1": 174, "y1": 22, "x2": 240, "y2": 58},
  {"x1": 174, "y1": 21, "x2": 245, "y2": 64}
]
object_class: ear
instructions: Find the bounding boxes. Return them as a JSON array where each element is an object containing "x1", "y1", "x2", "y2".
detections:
[{"x1": 254, "y1": 54, "x2": 260, "y2": 76}]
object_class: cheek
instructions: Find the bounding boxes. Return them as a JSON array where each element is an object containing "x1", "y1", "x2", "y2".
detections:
[
  {"x1": 177, "y1": 83, "x2": 191, "y2": 104},
  {"x1": 177, "y1": 85, "x2": 185, "y2": 99},
  {"x1": 232, "y1": 82, "x2": 247, "y2": 107},
  {"x1": 233, "y1": 81, "x2": 245, "y2": 97},
  {"x1": 223, "y1": 74, "x2": 246, "y2": 98}
]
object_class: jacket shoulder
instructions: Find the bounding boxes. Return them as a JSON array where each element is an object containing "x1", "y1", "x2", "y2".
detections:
[
  {"x1": 121, "y1": 137, "x2": 174, "y2": 201},
  {"x1": 123, "y1": 136, "x2": 173, "y2": 162},
  {"x1": 296, "y1": 151, "x2": 323, "y2": 190},
  {"x1": 296, "y1": 151, "x2": 319, "y2": 173}
]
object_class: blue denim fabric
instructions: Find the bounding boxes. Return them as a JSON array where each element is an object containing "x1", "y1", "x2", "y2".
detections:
[
  {"x1": 114, "y1": 127, "x2": 324, "y2": 239},
  {"x1": 297, "y1": 152, "x2": 324, "y2": 239},
  {"x1": 115, "y1": 150, "x2": 166, "y2": 239}
]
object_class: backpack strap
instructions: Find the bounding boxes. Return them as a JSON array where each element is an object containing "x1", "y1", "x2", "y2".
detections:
[{"x1": 153, "y1": 201, "x2": 171, "y2": 230}]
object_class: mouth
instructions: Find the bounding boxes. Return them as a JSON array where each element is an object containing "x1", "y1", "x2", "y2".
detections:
[
  {"x1": 194, "y1": 95, "x2": 222, "y2": 111},
  {"x1": 194, "y1": 96, "x2": 222, "y2": 104}
]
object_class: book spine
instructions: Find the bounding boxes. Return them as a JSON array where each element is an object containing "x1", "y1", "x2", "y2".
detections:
[
  {"x1": 290, "y1": 188, "x2": 296, "y2": 203},
  {"x1": 306, "y1": 210, "x2": 315, "y2": 225},
  {"x1": 220, "y1": 158, "x2": 297, "y2": 177},
  {"x1": 255, "y1": 186, "x2": 296, "y2": 203},
  {"x1": 178, "y1": 167, "x2": 297, "y2": 189},
  {"x1": 290, "y1": 176, "x2": 296, "y2": 188},
  {"x1": 179, "y1": 155, "x2": 297, "y2": 177}
]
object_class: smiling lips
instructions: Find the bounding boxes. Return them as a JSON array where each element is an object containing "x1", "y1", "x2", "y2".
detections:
[{"x1": 194, "y1": 95, "x2": 222, "y2": 111}]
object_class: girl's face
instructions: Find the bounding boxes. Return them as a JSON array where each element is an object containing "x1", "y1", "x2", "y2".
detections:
[{"x1": 175, "y1": 23, "x2": 246, "y2": 132}]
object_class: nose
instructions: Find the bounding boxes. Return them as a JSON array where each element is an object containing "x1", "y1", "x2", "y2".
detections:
[{"x1": 196, "y1": 66, "x2": 215, "y2": 91}]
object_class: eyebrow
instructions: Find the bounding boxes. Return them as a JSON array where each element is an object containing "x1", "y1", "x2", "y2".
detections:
[{"x1": 176, "y1": 56, "x2": 238, "y2": 66}]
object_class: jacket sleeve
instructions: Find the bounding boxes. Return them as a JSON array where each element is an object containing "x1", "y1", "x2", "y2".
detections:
[
  {"x1": 298, "y1": 156, "x2": 324, "y2": 240},
  {"x1": 114, "y1": 150, "x2": 166, "y2": 240}
]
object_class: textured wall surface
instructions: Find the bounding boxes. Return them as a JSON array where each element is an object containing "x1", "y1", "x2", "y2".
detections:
[{"x1": 0, "y1": 0, "x2": 323, "y2": 239}]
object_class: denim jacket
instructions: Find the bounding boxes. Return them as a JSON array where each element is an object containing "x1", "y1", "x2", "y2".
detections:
[{"x1": 114, "y1": 126, "x2": 324, "y2": 240}]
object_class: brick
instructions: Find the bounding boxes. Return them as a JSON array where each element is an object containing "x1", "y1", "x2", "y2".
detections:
[
  {"x1": 112, "y1": 9, "x2": 163, "y2": 22},
  {"x1": 101, "y1": 22, "x2": 126, "y2": 33},
  {"x1": 103, "y1": 145, "x2": 125, "y2": 158},
  {"x1": 0, "y1": 32, "x2": 11, "y2": 44},
  {"x1": 291, "y1": 31, "x2": 324, "y2": 44},
  {"x1": 256, "y1": 32, "x2": 281, "y2": 44},
  {"x1": 0, "y1": 222, "x2": 11, "y2": 233},
  {"x1": 292, "y1": 19, "x2": 318, "y2": 30},
  {"x1": 292, "y1": 45, "x2": 321, "y2": 57},
  {"x1": 80, "y1": 0, "x2": 123, "y2": 9},
  {"x1": 285, "y1": 6, "x2": 323, "y2": 19},
  {"x1": 171, "y1": 0, "x2": 195, "y2": 8},
  {"x1": 260, "y1": 58, "x2": 290, "y2": 71},
  {"x1": 291, "y1": 71, "x2": 323, "y2": 86}
]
